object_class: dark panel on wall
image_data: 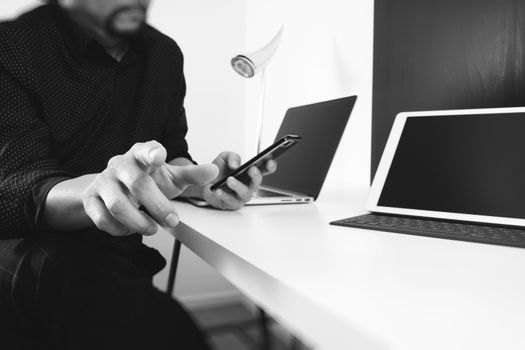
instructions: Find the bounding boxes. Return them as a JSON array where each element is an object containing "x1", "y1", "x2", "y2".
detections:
[{"x1": 372, "y1": 0, "x2": 525, "y2": 180}]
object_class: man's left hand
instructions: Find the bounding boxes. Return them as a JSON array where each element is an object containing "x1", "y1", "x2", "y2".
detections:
[{"x1": 201, "y1": 151, "x2": 277, "y2": 210}]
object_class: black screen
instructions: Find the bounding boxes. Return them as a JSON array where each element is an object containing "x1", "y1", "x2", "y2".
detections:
[
  {"x1": 378, "y1": 113, "x2": 525, "y2": 219},
  {"x1": 262, "y1": 96, "x2": 356, "y2": 198}
]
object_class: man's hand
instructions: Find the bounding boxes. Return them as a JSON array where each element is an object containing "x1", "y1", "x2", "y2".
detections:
[
  {"x1": 82, "y1": 141, "x2": 218, "y2": 236},
  {"x1": 201, "y1": 151, "x2": 277, "y2": 210}
]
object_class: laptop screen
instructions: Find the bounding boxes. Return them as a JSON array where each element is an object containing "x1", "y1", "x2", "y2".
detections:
[
  {"x1": 262, "y1": 96, "x2": 356, "y2": 199},
  {"x1": 374, "y1": 111, "x2": 525, "y2": 222}
]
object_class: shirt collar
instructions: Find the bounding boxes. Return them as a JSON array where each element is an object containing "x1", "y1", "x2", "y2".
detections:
[{"x1": 52, "y1": 5, "x2": 93, "y2": 57}]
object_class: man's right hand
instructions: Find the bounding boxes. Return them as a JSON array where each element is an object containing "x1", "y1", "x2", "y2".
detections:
[{"x1": 82, "y1": 141, "x2": 218, "y2": 236}]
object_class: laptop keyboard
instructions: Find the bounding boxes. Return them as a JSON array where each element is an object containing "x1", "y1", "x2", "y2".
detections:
[{"x1": 330, "y1": 214, "x2": 525, "y2": 248}]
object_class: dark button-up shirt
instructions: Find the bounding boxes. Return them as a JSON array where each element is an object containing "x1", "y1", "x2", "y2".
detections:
[{"x1": 0, "y1": 5, "x2": 193, "y2": 240}]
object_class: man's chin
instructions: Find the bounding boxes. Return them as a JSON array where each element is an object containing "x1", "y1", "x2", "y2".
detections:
[
  {"x1": 106, "y1": 7, "x2": 147, "y2": 39},
  {"x1": 106, "y1": 22, "x2": 146, "y2": 39}
]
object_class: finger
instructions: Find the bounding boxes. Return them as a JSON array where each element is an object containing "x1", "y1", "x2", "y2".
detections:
[
  {"x1": 97, "y1": 178, "x2": 158, "y2": 235},
  {"x1": 247, "y1": 166, "x2": 263, "y2": 192},
  {"x1": 167, "y1": 163, "x2": 219, "y2": 196},
  {"x1": 263, "y1": 159, "x2": 277, "y2": 175},
  {"x1": 214, "y1": 188, "x2": 243, "y2": 210},
  {"x1": 83, "y1": 194, "x2": 130, "y2": 236},
  {"x1": 116, "y1": 165, "x2": 181, "y2": 228},
  {"x1": 128, "y1": 141, "x2": 167, "y2": 170},
  {"x1": 225, "y1": 152, "x2": 241, "y2": 169},
  {"x1": 225, "y1": 176, "x2": 252, "y2": 203}
]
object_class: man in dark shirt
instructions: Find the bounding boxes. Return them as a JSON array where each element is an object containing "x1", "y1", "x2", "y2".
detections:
[{"x1": 0, "y1": 0, "x2": 276, "y2": 348}]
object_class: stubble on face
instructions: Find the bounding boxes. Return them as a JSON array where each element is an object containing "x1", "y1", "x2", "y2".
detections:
[{"x1": 105, "y1": 4, "x2": 148, "y2": 39}]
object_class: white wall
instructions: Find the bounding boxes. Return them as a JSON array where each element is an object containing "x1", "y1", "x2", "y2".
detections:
[
  {"x1": 0, "y1": 0, "x2": 374, "y2": 307},
  {"x1": 245, "y1": 0, "x2": 374, "y2": 192},
  {"x1": 0, "y1": 0, "x2": 36, "y2": 19}
]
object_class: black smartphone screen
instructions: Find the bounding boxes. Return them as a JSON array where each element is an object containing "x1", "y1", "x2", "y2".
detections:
[{"x1": 210, "y1": 135, "x2": 302, "y2": 192}]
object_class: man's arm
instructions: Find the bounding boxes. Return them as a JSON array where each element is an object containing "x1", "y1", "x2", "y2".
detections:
[
  {"x1": 41, "y1": 143, "x2": 218, "y2": 235},
  {"x1": 41, "y1": 159, "x2": 200, "y2": 232},
  {"x1": 0, "y1": 68, "x2": 75, "y2": 238},
  {"x1": 42, "y1": 174, "x2": 97, "y2": 231}
]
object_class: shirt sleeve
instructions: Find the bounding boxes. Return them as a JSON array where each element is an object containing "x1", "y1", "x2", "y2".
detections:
[
  {"x1": 24, "y1": 176, "x2": 72, "y2": 233},
  {"x1": 160, "y1": 51, "x2": 196, "y2": 164},
  {"x1": 0, "y1": 68, "x2": 75, "y2": 238}
]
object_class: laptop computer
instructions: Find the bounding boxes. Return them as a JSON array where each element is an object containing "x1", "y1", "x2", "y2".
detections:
[
  {"x1": 331, "y1": 107, "x2": 525, "y2": 249},
  {"x1": 188, "y1": 95, "x2": 357, "y2": 206},
  {"x1": 249, "y1": 95, "x2": 356, "y2": 205}
]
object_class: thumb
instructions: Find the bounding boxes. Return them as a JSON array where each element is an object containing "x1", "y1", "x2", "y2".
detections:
[{"x1": 167, "y1": 163, "x2": 219, "y2": 195}]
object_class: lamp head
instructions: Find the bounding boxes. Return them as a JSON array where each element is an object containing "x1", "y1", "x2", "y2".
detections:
[
  {"x1": 231, "y1": 55, "x2": 256, "y2": 78},
  {"x1": 231, "y1": 26, "x2": 283, "y2": 78}
]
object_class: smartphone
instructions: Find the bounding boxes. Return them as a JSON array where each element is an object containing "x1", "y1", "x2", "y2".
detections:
[{"x1": 210, "y1": 134, "x2": 302, "y2": 192}]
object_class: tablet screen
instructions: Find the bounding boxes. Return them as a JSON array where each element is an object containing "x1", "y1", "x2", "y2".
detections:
[{"x1": 369, "y1": 110, "x2": 525, "y2": 225}]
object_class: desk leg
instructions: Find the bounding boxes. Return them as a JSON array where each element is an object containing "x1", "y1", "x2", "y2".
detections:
[
  {"x1": 167, "y1": 239, "x2": 182, "y2": 296},
  {"x1": 258, "y1": 307, "x2": 271, "y2": 350},
  {"x1": 291, "y1": 336, "x2": 301, "y2": 350}
]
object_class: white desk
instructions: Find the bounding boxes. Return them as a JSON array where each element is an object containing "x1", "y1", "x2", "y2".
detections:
[{"x1": 167, "y1": 185, "x2": 525, "y2": 350}]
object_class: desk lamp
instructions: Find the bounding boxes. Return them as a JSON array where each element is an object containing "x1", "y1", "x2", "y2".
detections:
[{"x1": 231, "y1": 27, "x2": 283, "y2": 153}]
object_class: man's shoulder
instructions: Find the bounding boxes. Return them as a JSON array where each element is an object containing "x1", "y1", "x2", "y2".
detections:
[
  {"x1": 0, "y1": 5, "x2": 55, "y2": 73},
  {"x1": 0, "y1": 5, "x2": 52, "y2": 43},
  {"x1": 142, "y1": 25, "x2": 183, "y2": 60}
]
